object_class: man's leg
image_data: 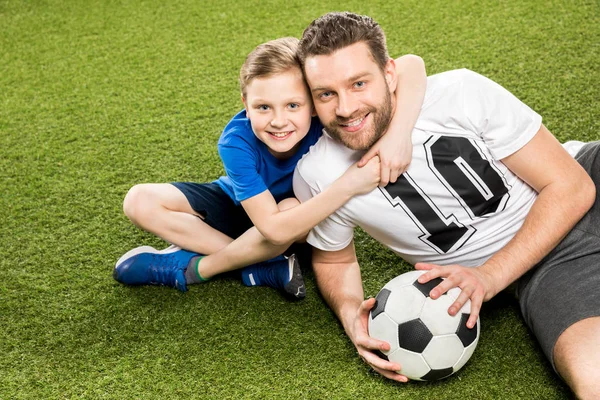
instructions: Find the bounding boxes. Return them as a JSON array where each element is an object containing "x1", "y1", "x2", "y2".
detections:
[
  {"x1": 553, "y1": 141, "x2": 600, "y2": 398},
  {"x1": 517, "y1": 141, "x2": 600, "y2": 398},
  {"x1": 518, "y1": 241, "x2": 600, "y2": 399},
  {"x1": 123, "y1": 183, "x2": 234, "y2": 254},
  {"x1": 554, "y1": 317, "x2": 600, "y2": 399}
]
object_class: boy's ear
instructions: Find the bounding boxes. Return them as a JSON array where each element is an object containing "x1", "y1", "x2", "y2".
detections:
[{"x1": 241, "y1": 93, "x2": 248, "y2": 118}]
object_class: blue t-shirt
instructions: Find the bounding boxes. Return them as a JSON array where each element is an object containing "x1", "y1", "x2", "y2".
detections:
[{"x1": 215, "y1": 110, "x2": 323, "y2": 205}]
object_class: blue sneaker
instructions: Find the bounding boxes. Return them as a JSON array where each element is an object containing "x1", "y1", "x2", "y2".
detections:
[
  {"x1": 113, "y1": 245, "x2": 198, "y2": 292},
  {"x1": 241, "y1": 254, "x2": 306, "y2": 300}
]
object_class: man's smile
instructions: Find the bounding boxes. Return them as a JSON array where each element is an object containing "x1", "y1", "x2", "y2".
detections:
[{"x1": 338, "y1": 113, "x2": 370, "y2": 132}]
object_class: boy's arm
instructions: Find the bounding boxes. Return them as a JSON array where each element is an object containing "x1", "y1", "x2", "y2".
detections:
[
  {"x1": 241, "y1": 156, "x2": 380, "y2": 246},
  {"x1": 358, "y1": 54, "x2": 427, "y2": 186}
]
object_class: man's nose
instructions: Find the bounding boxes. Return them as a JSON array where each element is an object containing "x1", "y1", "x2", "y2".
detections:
[{"x1": 336, "y1": 92, "x2": 357, "y2": 119}]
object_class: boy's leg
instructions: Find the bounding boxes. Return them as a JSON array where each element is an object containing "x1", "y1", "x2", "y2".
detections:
[
  {"x1": 115, "y1": 182, "x2": 252, "y2": 292},
  {"x1": 196, "y1": 198, "x2": 303, "y2": 278},
  {"x1": 188, "y1": 197, "x2": 307, "y2": 299},
  {"x1": 123, "y1": 183, "x2": 234, "y2": 254},
  {"x1": 117, "y1": 183, "x2": 305, "y2": 297}
]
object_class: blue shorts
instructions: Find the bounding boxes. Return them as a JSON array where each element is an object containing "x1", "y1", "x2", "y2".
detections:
[{"x1": 171, "y1": 182, "x2": 253, "y2": 239}]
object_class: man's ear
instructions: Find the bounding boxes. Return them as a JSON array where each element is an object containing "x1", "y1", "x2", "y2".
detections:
[{"x1": 385, "y1": 58, "x2": 398, "y2": 93}]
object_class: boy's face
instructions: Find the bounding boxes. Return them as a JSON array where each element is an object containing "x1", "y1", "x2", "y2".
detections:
[
  {"x1": 243, "y1": 67, "x2": 314, "y2": 159},
  {"x1": 303, "y1": 41, "x2": 396, "y2": 150}
]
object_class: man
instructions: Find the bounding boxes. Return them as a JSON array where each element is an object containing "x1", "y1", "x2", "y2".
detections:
[{"x1": 293, "y1": 12, "x2": 599, "y2": 398}]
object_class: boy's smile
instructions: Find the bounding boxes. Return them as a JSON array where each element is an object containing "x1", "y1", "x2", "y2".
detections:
[{"x1": 267, "y1": 130, "x2": 294, "y2": 139}]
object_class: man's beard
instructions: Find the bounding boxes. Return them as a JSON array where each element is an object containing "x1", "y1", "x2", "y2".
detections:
[{"x1": 324, "y1": 89, "x2": 393, "y2": 150}]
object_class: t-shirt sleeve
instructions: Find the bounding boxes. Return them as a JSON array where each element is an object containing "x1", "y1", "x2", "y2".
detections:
[
  {"x1": 219, "y1": 132, "x2": 268, "y2": 203},
  {"x1": 460, "y1": 70, "x2": 542, "y2": 160},
  {"x1": 293, "y1": 159, "x2": 355, "y2": 252}
]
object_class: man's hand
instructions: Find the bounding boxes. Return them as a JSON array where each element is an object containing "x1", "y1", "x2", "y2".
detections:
[
  {"x1": 357, "y1": 131, "x2": 412, "y2": 187},
  {"x1": 415, "y1": 263, "x2": 498, "y2": 329},
  {"x1": 350, "y1": 298, "x2": 409, "y2": 383}
]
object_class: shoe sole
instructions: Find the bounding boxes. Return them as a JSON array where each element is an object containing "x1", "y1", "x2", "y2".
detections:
[{"x1": 284, "y1": 254, "x2": 306, "y2": 300}]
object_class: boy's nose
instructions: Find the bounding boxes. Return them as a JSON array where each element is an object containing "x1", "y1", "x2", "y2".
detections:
[{"x1": 270, "y1": 113, "x2": 287, "y2": 128}]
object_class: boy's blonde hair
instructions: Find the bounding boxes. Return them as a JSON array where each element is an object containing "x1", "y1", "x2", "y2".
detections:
[{"x1": 239, "y1": 37, "x2": 301, "y2": 97}]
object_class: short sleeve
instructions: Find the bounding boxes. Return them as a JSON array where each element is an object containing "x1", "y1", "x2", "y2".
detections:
[
  {"x1": 293, "y1": 164, "x2": 355, "y2": 252},
  {"x1": 219, "y1": 135, "x2": 268, "y2": 203},
  {"x1": 460, "y1": 70, "x2": 542, "y2": 160}
]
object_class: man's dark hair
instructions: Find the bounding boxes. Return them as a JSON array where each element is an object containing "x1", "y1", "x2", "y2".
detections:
[{"x1": 298, "y1": 12, "x2": 390, "y2": 71}]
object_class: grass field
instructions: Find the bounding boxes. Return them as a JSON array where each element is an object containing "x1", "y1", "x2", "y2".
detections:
[{"x1": 1, "y1": 0, "x2": 598, "y2": 398}]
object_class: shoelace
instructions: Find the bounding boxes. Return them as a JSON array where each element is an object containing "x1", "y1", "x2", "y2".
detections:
[{"x1": 147, "y1": 253, "x2": 183, "y2": 286}]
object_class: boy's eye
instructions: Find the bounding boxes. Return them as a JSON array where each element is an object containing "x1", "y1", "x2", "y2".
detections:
[
  {"x1": 288, "y1": 103, "x2": 300, "y2": 109},
  {"x1": 257, "y1": 105, "x2": 270, "y2": 111}
]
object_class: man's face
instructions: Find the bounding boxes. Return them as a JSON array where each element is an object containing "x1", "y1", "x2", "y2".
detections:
[{"x1": 303, "y1": 42, "x2": 396, "y2": 150}]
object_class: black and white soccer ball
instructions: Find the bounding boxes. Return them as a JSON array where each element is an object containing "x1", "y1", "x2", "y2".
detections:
[{"x1": 368, "y1": 270, "x2": 480, "y2": 381}]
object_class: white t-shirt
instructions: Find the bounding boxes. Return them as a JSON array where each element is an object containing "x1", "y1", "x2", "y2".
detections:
[{"x1": 293, "y1": 69, "x2": 545, "y2": 267}]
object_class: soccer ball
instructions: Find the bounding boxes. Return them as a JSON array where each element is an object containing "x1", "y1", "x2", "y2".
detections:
[{"x1": 368, "y1": 270, "x2": 480, "y2": 381}]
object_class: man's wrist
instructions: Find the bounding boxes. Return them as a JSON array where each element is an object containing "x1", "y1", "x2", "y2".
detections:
[
  {"x1": 339, "y1": 299, "x2": 363, "y2": 342},
  {"x1": 477, "y1": 259, "x2": 508, "y2": 299}
]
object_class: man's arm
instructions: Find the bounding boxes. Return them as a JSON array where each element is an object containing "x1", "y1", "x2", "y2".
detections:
[
  {"x1": 312, "y1": 242, "x2": 409, "y2": 382},
  {"x1": 417, "y1": 125, "x2": 596, "y2": 327}
]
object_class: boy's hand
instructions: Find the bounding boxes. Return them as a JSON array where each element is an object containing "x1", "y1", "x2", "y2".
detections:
[
  {"x1": 358, "y1": 130, "x2": 412, "y2": 187},
  {"x1": 340, "y1": 156, "x2": 381, "y2": 196}
]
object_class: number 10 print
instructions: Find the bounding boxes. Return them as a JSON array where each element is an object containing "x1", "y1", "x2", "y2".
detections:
[{"x1": 380, "y1": 136, "x2": 510, "y2": 254}]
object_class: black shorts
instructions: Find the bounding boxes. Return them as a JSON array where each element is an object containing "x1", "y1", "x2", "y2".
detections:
[
  {"x1": 171, "y1": 182, "x2": 253, "y2": 239},
  {"x1": 517, "y1": 141, "x2": 600, "y2": 371}
]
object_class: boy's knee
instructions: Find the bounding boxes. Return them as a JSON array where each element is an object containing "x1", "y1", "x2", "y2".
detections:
[
  {"x1": 123, "y1": 184, "x2": 154, "y2": 224},
  {"x1": 277, "y1": 197, "x2": 300, "y2": 212}
]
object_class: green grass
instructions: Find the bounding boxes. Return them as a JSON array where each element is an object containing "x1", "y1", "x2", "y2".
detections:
[{"x1": 1, "y1": 0, "x2": 598, "y2": 398}]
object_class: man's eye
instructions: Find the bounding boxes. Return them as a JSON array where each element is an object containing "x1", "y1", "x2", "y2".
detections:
[
  {"x1": 354, "y1": 81, "x2": 365, "y2": 88},
  {"x1": 320, "y1": 91, "x2": 332, "y2": 99}
]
